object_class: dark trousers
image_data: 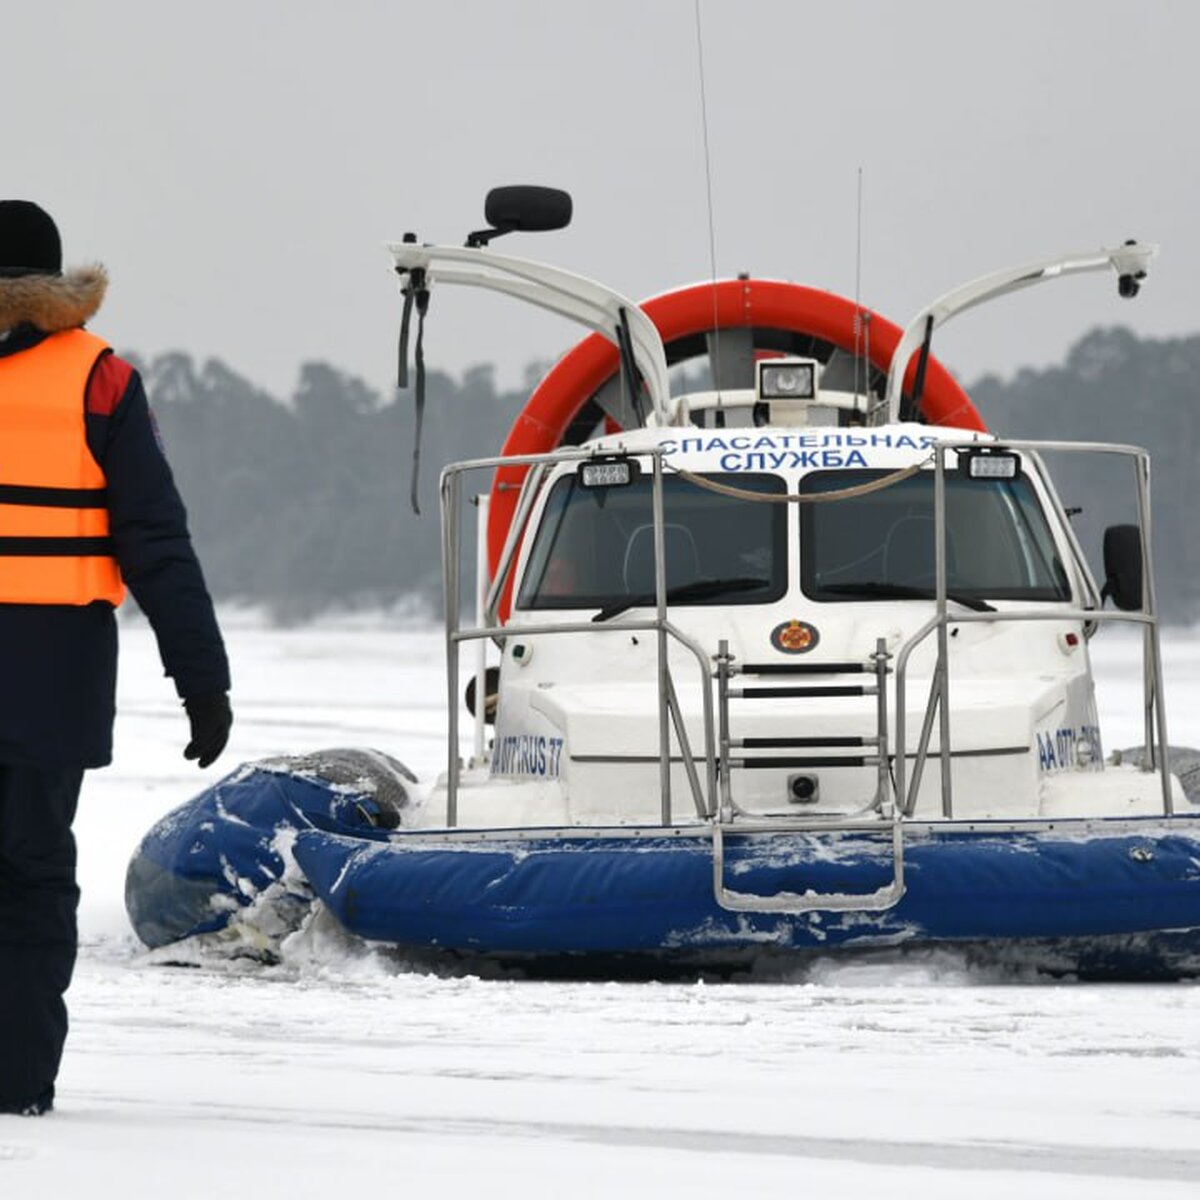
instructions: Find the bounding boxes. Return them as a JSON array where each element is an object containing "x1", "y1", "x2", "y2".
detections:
[{"x1": 0, "y1": 763, "x2": 83, "y2": 1108}]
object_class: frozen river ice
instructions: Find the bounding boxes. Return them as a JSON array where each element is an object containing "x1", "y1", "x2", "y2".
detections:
[{"x1": 4, "y1": 617, "x2": 1200, "y2": 1197}]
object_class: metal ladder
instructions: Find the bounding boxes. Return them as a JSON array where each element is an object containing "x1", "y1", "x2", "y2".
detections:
[{"x1": 711, "y1": 637, "x2": 906, "y2": 914}]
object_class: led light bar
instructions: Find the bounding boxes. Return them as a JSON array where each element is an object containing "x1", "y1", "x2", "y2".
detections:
[
  {"x1": 964, "y1": 450, "x2": 1021, "y2": 480},
  {"x1": 580, "y1": 459, "x2": 635, "y2": 488}
]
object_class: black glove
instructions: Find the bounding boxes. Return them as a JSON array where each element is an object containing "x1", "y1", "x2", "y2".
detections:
[{"x1": 183, "y1": 691, "x2": 233, "y2": 768}]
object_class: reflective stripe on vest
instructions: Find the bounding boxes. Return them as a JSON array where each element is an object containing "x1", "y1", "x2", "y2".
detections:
[{"x1": 0, "y1": 329, "x2": 125, "y2": 605}]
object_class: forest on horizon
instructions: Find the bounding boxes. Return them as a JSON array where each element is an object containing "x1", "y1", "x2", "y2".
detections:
[{"x1": 131, "y1": 325, "x2": 1200, "y2": 624}]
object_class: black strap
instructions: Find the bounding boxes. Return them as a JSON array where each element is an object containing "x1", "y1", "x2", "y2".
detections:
[
  {"x1": 902, "y1": 314, "x2": 935, "y2": 422},
  {"x1": 409, "y1": 297, "x2": 427, "y2": 515},
  {"x1": 397, "y1": 287, "x2": 414, "y2": 390},
  {"x1": 0, "y1": 536, "x2": 115, "y2": 557},
  {"x1": 0, "y1": 484, "x2": 108, "y2": 509},
  {"x1": 396, "y1": 265, "x2": 431, "y2": 515},
  {"x1": 616, "y1": 307, "x2": 646, "y2": 427}
]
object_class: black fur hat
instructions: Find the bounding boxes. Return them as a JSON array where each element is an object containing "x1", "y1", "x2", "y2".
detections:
[{"x1": 0, "y1": 201, "x2": 62, "y2": 277}]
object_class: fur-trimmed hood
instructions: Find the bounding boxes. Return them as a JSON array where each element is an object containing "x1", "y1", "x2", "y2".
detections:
[{"x1": 0, "y1": 264, "x2": 107, "y2": 334}]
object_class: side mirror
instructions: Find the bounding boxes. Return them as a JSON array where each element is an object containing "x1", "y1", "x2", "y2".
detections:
[
  {"x1": 465, "y1": 665, "x2": 501, "y2": 725},
  {"x1": 467, "y1": 186, "x2": 573, "y2": 246},
  {"x1": 486, "y1": 186, "x2": 572, "y2": 233},
  {"x1": 1101, "y1": 524, "x2": 1143, "y2": 611}
]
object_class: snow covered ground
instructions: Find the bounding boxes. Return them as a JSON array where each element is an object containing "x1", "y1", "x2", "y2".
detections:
[{"x1": 5, "y1": 618, "x2": 1200, "y2": 1197}]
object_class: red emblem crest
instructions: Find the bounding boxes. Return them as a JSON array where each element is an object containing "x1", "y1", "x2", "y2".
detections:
[{"x1": 770, "y1": 619, "x2": 819, "y2": 654}]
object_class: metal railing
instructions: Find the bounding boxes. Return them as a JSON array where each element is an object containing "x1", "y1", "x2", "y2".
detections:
[
  {"x1": 715, "y1": 638, "x2": 893, "y2": 819},
  {"x1": 711, "y1": 635, "x2": 906, "y2": 913},
  {"x1": 893, "y1": 439, "x2": 1173, "y2": 818},
  {"x1": 440, "y1": 445, "x2": 718, "y2": 826},
  {"x1": 435, "y1": 434, "x2": 1178, "y2": 912}
]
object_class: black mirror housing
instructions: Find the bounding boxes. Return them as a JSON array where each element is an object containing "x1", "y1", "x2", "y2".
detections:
[
  {"x1": 484, "y1": 186, "x2": 573, "y2": 234},
  {"x1": 1101, "y1": 524, "x2": 1144, "y2": 611}
]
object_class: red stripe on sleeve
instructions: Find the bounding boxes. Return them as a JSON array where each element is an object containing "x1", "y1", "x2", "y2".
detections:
[{"x1": 85, "y1": 351, "x2": 134, "y2": 417}]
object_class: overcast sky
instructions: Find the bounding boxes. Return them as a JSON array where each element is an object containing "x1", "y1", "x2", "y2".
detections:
[{"x1": 10, "y1": 0, "x2": 1197, "y2": 403}]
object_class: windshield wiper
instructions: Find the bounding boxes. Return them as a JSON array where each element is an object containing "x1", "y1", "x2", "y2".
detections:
[
  {"x1": 821, "y1": 582, "x2": 996, "y2": 612},
  {"x1": 592, "y1": 577, "x2": 770, "y2": 623}
]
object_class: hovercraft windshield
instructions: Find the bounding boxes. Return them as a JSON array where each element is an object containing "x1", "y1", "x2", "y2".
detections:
[
  {"x1": 516, "y1": 470, "x2": 787, "y2": 612},
  {"x1": 800, "y1": 468, "x2": 1072, "y2": 605}
]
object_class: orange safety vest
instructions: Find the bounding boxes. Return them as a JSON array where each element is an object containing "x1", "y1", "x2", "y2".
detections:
[{"x1": 0, "y1": 328, "x2": 125, "y2": 605}]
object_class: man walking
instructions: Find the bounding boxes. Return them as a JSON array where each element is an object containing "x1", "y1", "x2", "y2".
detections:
[{"x1": 0, "y1": 201, "x2": 231, "y2": 1116}]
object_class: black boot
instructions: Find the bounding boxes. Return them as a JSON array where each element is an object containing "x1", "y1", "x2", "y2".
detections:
[{"x1": 0, "y1": 1086, "x2": 53, "y2": 1116}]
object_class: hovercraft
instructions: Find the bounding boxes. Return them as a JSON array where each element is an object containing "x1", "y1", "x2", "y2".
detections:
[{"x1": 126, "y1": 188, "x2": 1200, "y2": 978}]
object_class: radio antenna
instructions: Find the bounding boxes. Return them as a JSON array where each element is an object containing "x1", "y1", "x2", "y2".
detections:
[
  {"x1": 853, "y1": 166, "x2": 865, "y2": 403},
  {"x1": 694, "y1": 0, "x2": 724, "y2": 425}
]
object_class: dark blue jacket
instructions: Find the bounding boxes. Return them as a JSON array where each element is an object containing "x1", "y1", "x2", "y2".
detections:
[{"x1": 0, "y1": 324, "x2": 229, "y2": 767}]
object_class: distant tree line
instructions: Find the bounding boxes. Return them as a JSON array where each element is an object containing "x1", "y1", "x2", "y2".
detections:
[
  {"x1": 136, "y1": 354, "x2": 528, "y2": 622},
  {"x1": 971, "y1": 327, "x2": 1200, "y2": 622},
  {"x1": 134, "y1": 326, "x2": 1200, "y2": 623}
]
